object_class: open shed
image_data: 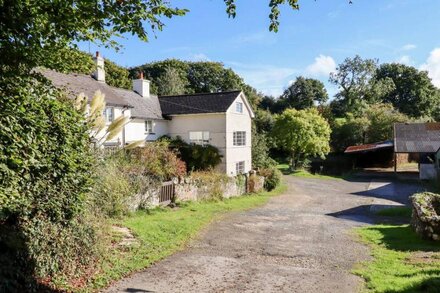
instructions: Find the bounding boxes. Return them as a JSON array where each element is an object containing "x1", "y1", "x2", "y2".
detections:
[{"x1": 394, "y1": 122, "x2": 440, "y2": 180}]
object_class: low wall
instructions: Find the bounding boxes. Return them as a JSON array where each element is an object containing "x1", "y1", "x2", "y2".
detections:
[
  {"x1": 175, "y1": 172, "x2": 265, "y2": 202},
  {"x1": 126, "y1": 172, "x2": 265, "y2": 211}
]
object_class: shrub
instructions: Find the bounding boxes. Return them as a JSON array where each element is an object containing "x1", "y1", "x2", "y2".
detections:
[
  {"x1": 167, "y1": 137, "x2": 222, "y2": 171},
  {"x1": 259, "y1": 167, "x2": 282, "y2": 191},
  {"x1": 90, "y1": 142, "x2": 186, "y2": 217},
  {"x1": 0, "y1": 74, "x2": 96, "y2": 291}
]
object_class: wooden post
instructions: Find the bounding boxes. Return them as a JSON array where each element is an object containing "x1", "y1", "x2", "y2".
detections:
[{"x1": 394, "y1": 152, "x2": 397, "y2": 174}]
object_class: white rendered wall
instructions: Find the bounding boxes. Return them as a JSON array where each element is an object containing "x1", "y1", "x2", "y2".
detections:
[
  {"x1": 225, "y1": 94, "x2": 253, "y2": 176},
  {"x1": 125, "y1": 118, "x2": 169, "y2": 143},
  {"x1": 167, "y1": 113, "x2": 227, "y2": 172}
]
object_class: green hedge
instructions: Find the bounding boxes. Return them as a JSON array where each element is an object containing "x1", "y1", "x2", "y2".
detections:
[{"x1": 0, "y1": 74, "x2": 97, "y2": 291}]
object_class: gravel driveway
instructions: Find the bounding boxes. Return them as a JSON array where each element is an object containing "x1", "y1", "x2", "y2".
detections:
[{"x1": 105, "y1": 175, "x2": 422, "y2": 293}]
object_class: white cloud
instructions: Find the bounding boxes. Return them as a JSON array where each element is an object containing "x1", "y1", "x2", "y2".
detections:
[
  {"x1": 401, "y1": 44, "x2": 417, "y2": 51},
  {"x1": 397, "y1": 55, "x2": 411, "y2": 65},
  {"x1": 226, "y1": 61, "x2": 297, "y2": 96},
  {"x1": 305, "y1": 55, "x2": 336, "y2": 77},
  {"x1": 420, "y1": 48, "x2": 440, "y2": 88},
  {"x1": 190, "y1": 53, "x2": 211, "y2": 62}
]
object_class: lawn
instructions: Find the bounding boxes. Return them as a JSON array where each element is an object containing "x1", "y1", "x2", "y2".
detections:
[
  {"x1": 355, "y1": 219, "x2": 440, "y2": 292},
  {"x1": 277, "y1": 164, "x2": 343, "y2": 180},
  {"x1": 86, "y1": 184, "x2": 287, "y2": 291},
  {"x1": 375, "y1": 206, "x2": 412, "y2": 218}
]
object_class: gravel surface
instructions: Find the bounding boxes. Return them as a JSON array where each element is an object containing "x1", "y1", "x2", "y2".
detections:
[{"x1": 105, "y1": 175, "x2": 421, "y2": 293}]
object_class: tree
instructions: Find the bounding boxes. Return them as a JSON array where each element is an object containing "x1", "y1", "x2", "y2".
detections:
[
  {"x1": 364, "y1": 103, "x2": 408, "y2": 142},
  {"x1": 156, "y1": 66, "x2": 187, "y2": 95},
  {"x1": 272, "y1": 108, "x2": 331, "y2": 169},
  {"x1": 329, "y1": 55, "x2": 378, "y2": 115},
  {"x1": 131, "y1": 59, "x2": 263, "y2": 108},
  {"x1": 279, "y1": 76, "x2": 328, "y2": 111},
  {"x1": 331, "y1": 115, "x2": 370, "y2": 152},
  {"x1": 375, "y1": 63, "x2": 440, "y2": 118}
]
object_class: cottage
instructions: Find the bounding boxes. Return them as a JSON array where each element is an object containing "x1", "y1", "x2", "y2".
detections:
[{"x1": 41, "y1": 52, "x2": 254, "y2": 176}]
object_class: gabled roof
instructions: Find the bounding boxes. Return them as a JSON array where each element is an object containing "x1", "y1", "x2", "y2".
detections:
[
  {"x1": 40, "y1": 69, "x2": 163, "y2": 120},
  {"x1": 394, "y1": 122, "x2": 440, "y2": 153},
  {"x1": 159, "y1": 90, "x2": 243, "y2": 116}
]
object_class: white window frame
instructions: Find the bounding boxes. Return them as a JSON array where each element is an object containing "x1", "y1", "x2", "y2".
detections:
[
  {"x1": 233, "y1": 131, "x2": 246, "y2": 146},
  {"x1": 236, "y1": 161, "x2": 245, "y2": 174},
  {"x1": 104, "y1": 107, "x2": 114, "y2": 123},
  {"x1": 236, "y1": 102, "x2": 243, "y2": 113},
  {"x1": 189, "y1": 131, "x2": 210, "y2": 145},
  {"x1": 145, "y1": 120, "x2": 154, "y2": 134}
]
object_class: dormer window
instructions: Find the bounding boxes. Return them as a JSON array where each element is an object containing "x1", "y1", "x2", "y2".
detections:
[
  {"x1": 236, "y1": 102, "x2": 243, "y2": 113},
  {"x1": 104, "y1": 107, "x2": 114, "y2": 123}
]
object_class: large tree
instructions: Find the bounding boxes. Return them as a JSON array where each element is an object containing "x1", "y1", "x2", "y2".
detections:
[
  {"x1": 329, "y1": 55, "x2": 378, "y2": 115},
  {"x1": 272, "y1": 108, "x2": 331, "y2": 169},
  {"x1": 374, "y1": 63, "x2": 440, "y2": 118},
  {"x1": 279, "y1": 76, "x2": 328, "y2": 111},
  {"x1": 156, "y1": 66, "x2": 187, "y2": 96}
]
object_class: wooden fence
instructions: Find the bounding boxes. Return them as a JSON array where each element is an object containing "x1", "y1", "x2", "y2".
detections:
[{"x1": 159, "y1": 181, "x2": 175, "y2": 205}]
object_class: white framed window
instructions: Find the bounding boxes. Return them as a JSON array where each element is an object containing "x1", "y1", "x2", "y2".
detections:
[
  {"x1": 236, "y1": 161, "x2": 245, "y2": 174},
  {"x1": 236, "y1": 102, "x2": 243, "y2": 113},
  {"x1": 233, "y1": 131, "x2": 246, "y2": 146},
  {"x1": 189, "y1": 131, "x2": 210, "y2": 144},
  {"x1": 145, "y1": 120, "x2": 154, "y2": 134},
  {"x1": 104, "y1": 107, "x2": 114, "y2": 123}
]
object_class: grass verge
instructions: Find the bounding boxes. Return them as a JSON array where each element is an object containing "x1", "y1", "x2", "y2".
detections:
[
  {"x1": 87, "y1": 184, "x2": 287, "y2": 291},
  {"x1": 375, "y1": 206, "x2": 412, "y2": 218},
  {"x1": 277, "y1": 164, "x2": 344, "y2": 180},
  {"x1": 354, "y1": 225, "x2": 440, "y2": 292}
]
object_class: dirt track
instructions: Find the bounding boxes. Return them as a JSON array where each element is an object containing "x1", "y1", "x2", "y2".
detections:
[{"x1": 105, "y1": 175, "x2": 421, "y2": 293}]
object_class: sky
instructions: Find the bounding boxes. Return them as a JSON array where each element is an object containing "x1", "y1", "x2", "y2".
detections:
[{"x1": 79, "y1": 0, "x2": 440, "y2": 98}]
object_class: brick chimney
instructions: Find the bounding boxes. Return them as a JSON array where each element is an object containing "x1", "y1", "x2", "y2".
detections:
[
  {"x1": 133, "y1": 72, "x2": 150, "y2": 98},
  {"x1": 93, "y1": 51, "x2": 105, "y2": 82}
]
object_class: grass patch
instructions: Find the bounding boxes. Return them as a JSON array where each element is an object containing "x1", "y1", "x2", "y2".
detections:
[
  {"x1": 86, "y1": 184, "x2": 287, "y2": 291},
  {"x1": 277, "y1": 164, "x2": 343, "y2": 180},
  {"x1": 375, "y1": 206, "x2": 412, "y2": 218},
  {"x1": 355, "y1": 225, "x2": 440, "y2": 292}
]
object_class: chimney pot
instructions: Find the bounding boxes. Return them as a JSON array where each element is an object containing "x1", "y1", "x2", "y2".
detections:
[{"x1": 139, "y1": 71, "x2": 144, "y2": 79}]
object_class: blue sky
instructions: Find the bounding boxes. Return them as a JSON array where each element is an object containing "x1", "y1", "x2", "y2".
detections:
[{"x1": 79, "y1": 0, "x2": 440, "y2": 98}]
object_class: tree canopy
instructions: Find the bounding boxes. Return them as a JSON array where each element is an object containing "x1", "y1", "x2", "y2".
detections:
[
  {"x1": 280, "y1": 76, "x2": 328, "y2": 110},
  {"x1": 131, "y1": 59, "x2": 262, "y2": 107},
  {"x1": 272, "y1": 108, "x2": 331, "y2": 168},
  {"x1": 374, "y1": 63, "x2": 440, "y2": 118}
]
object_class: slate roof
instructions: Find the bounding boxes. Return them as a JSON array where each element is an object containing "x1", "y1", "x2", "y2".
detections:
[
  {"x1": 41, "y1": 69, "x2": 163, "y2": 120},
  {"x1": 394, "y1": 123, "x2": 440, "y2": 153},
  {"x1": 159, "y1": 91, "x2": 242, "y2": 116}
]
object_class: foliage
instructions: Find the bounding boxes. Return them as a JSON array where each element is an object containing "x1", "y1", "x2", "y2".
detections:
[
  {"x1": 278, "y1": 76, "x2": 328, "y2": 111},
  {"x1": 105, "y1": 59, "x2": 132, "y2": 89},
  {"x1": 165, "y1": 137, "x2": 223, "y2": 171},
  {"x1": 375, "y1": 63, "x2": 440, "y2": 118},
  {"x1": 189, "y1": 171, "x2": 231, "y2": 201},
  {"x1": 130, "y1": 59, "x2": 262, "y2": 107},
  {"x1": 90, "y1": 143, "x2": 186, "y2": 217},
  {"x1": 259, "y1": 167, "x2": 282, "y2": 191},
  {"x1": 272, "y1": 108, "x2": 331, "y2": 169},
  {"x1": 252, "y1": 130, "x2": 277, "y2": 169},
  {"x1": 156, "y1": 66, "x2": 187, "y2": 95},
  {"x1": 329, "y1": 55, "x2": 378, "y2": 116},
  {"x1": 87, "y1": 184, "x2": 286, "y2": 291},
  {"x1": 0, "y1": 0, "x2": 187, "y2": 71},
  {"x1": 355, "y1": 225, "x2": 440, "y2": 292},
  {"x1": 0, "y1": 74, "x2": 96, "y2": 291},
  {"x1": 364, "y1": 103, "x2": 408, "y2": 142},
  {"x1": 331, "y1": 115, "x2": 370, "y2": 152}
]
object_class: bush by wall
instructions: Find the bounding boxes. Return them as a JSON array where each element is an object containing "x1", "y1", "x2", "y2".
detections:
[
  {"x1": 259, "y1": 167, "x2": 282, "y2": 191},
  {"x1": 164, "y1": 136, "x2": 222, "y2": 171},
  {"x1": 0, "y1": 74, "x2": 97, "y2": 291}
]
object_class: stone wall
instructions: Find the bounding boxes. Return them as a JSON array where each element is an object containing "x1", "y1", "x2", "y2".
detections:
[{"x1": 411, "y1": 192, "x2": 440, "y2": 241}]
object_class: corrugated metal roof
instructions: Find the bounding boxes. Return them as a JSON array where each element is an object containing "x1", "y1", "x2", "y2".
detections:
[
  {"x1": 345, "y1": 141, "x2": 394, "y2": 154},
  {"x1": 394, "y1": 123, "x2": 440, "y2": 153}
]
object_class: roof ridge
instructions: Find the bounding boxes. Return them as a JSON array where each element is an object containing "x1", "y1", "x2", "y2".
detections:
[{"x1": 159, "y1": 90, "x2": 241, "y2": 98}]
